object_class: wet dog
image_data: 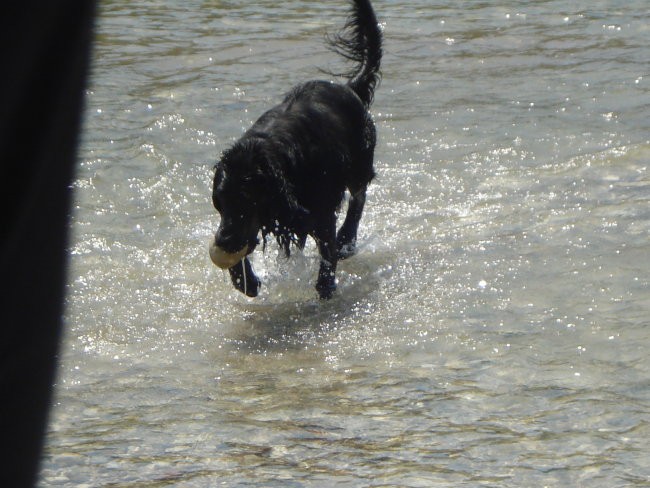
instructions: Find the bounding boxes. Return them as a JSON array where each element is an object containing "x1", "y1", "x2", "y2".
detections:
[{"x1": 210, "y1": 0, "x2": 382, "y2": 299}]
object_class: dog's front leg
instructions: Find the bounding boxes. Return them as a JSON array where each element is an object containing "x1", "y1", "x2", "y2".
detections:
[
  {"x1": 313, "y1": 215, "x2": 338, "y2": 299},
  {"x1": 228, "y1": 257, "x2": 261, "y2": 297}
]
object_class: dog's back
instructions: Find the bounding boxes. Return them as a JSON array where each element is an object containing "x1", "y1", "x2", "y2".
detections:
[{"x1": 241, "y1": 0, "x2": 384, "y2": 208}]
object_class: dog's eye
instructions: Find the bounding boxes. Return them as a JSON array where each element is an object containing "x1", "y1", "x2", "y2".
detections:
[
  {"x1": 238, "y1": 192, "x2": 256, "y2": 205},
  {"x1": 239, "y1": 179, "x2": 261, "y2": 199}
]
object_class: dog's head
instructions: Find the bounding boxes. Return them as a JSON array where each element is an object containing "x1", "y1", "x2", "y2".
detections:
[
  {"x1": 210, "y1": 142, "x2": 266, "y2": 269},
  {"x1": 210, "y1": 138, "x2": 313, "y2": 268}
]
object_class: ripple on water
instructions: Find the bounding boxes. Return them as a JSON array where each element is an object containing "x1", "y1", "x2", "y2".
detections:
[{"x1": 41, "y1": 1, "x2": 650, "y2": 486}]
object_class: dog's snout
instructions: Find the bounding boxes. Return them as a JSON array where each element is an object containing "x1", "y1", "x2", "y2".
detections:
[
  {"x1": 214, "y1": 217, "x2": 242, "y2": 249},
  {"x1": 214, "y1": 228, "x2": 233, "y2": 250},
  {"x1": 209, "y1": 239, "x2": 249, "y2": 269}
]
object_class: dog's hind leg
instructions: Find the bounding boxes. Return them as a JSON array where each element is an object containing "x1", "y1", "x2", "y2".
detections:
[
  {"x1": 336, "y1": 187, "x2": 367, "y2": 260},
  {"x1": 313, "y1": 214, "x2": 338, "y2": 299}
]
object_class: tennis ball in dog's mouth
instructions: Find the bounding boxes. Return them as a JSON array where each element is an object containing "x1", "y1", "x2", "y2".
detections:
[{"x1": 209, "y1": 242, "x2": 248, "y2": 269}]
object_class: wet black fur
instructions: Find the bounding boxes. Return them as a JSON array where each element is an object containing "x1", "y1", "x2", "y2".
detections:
[{"x1": 212, "y1": 0, "x2": 382, "y2": 299}]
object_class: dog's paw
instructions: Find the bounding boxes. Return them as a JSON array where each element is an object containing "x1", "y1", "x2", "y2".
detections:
[
  {"x1": 337, "y1": 242, "x2": 357, "y2": 260},
  {"x1": 336, "y1": 231, "x2": 358, "y2": 260},
  {"x1": 315, "y1": 275, "x2": 336, "y2": 300},
  {"x1": 316, "y1": 283, "x2": 336, "y2": 300},
  {"x1": 228, "y1": 259, "x2": 261, "y2": 297},
  {"x1": 239, "y1": 275, "x2": 261, "y2": 297}
]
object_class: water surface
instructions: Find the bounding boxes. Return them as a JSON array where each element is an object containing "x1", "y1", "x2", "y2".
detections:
[{"x1": 41, "y1": 1, "x2": 649, "y2": 486}]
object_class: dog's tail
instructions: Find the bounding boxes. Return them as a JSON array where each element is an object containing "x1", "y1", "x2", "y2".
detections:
[{"x1": 328, "y1": 0, "x2": 382, "y2": 107}]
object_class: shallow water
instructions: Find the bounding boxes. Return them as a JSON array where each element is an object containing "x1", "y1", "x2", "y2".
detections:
[{"x1": 40, "y1": 1, "x2": 649, "y2": 486}]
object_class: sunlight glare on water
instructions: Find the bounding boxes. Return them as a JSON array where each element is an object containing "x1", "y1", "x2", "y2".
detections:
[{"x1": 40, "y1": 1, "x2": 649, "y2": 486}]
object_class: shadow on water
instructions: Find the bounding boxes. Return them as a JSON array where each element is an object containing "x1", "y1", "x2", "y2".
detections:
[{"x1": 221, "y1": 239, "x2": 394, "y2": 353}]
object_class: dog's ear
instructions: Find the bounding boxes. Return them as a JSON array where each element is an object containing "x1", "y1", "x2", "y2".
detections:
[
  {"x1": 287, "y1": 205, "x2": 312, "y2": 236},
  {"x1": 260, "y1": 152, "x2": 312, "y2": 233}
]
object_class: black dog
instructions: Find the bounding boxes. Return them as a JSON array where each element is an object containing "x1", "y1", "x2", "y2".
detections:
[{"x1": 210, "y1": 0, "x2": 382, "y2": 299}]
